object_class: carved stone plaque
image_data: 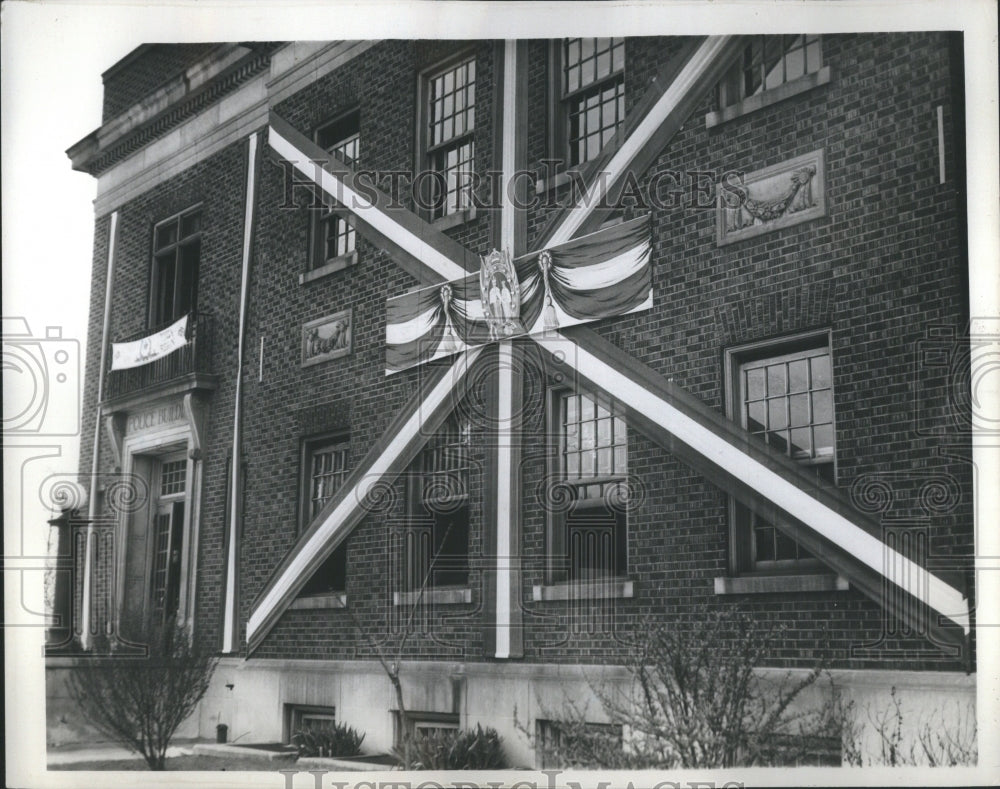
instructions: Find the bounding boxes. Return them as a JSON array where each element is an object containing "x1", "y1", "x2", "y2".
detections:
[
  {"x1": 302, "y1": 308, "x2": 352, "y2": 367},
  {"x1": 717, "y1": 149, "x2": 826, "y2": 246}
]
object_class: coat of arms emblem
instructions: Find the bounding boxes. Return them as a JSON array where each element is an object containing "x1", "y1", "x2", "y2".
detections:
[{"x1": 479, "y1": 248, "x2": 521, "y2": 341}]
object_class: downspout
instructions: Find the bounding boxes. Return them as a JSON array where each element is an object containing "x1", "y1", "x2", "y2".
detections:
[
  {"x1": 81, "y1": 209, "x2": 118, "y2": 649},
  {"x1": 222, "y1": 131, "x2": 260, "y2": 653}
]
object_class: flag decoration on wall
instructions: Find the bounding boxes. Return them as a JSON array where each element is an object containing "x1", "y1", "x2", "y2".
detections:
[
  {"x1": 110, "y1": 314, "x2": 189, "y2": 370},
  {"x1": 385, "y1": 215, "x2": 652, "y2": 374}
]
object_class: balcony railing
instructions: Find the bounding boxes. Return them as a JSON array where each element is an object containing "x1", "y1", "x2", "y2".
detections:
[{"x1": 104, "y1": 312, "x2": 214, "y2": 402}]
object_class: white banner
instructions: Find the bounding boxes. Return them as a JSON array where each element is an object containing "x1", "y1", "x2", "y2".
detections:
[{"x1": 110, "y1": 314, "x2": 189, "y2": 370}]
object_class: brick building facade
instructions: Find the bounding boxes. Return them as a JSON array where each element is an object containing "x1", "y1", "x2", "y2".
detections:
[{"x1": 55, "y1": 34, "x2": 974, "y2": 765}]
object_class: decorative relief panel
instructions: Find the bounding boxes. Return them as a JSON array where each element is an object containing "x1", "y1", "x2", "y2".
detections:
[
  {"x1": 717, "y1": 149, "x2": 825, "y2": 246},
  {"x1": 302, "y1": 308, "x2": 352, "y2": 367}
]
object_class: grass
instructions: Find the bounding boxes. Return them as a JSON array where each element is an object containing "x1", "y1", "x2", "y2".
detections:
[{"x1": 50, "y1": 755, "x2": 291, "y2": 771}]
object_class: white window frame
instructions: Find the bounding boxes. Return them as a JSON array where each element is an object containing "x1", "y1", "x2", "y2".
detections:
[
  {"x1": 545, "y1": 388, "x2": 629, "y2": 584},
  {"x1": 549, "y1": 38, "x2": 626, "y2": 170},
  {"x1": 724, "y1": 329, "x2": 836, "y2": 574},
  {"x1": 297, "y1": 434, "x2": 351, "y2": 599},
  {"x1": 405, "y1": 413, "x2": 471, "y2": 591},
  {"x1": 417, "y1": 51, "x2": 477, "y2": 221},
  {"x1": 309, "y1": 109, "x2": 360, "y2": 273}
]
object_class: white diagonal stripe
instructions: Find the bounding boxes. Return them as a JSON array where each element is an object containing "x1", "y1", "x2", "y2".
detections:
[
  {"x1": 533, "y1": 331, "x2": 971, "y2": 633},
  {"x1": 269, "y1": 125, "x2": 467, "y2": 283},
  {"x1": 248, "y1": 346, "x2": 484, "y2": 642},
  {"x1": 547, "y1": 36, "x2": 733, "y2": 247}
]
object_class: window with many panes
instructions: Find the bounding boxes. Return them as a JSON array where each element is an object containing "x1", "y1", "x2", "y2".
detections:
[
  {"x1": 548, "y1": 390, "x2": 628, "y2": 582},
  {"x1": 717, "y1": 35, "x2": 822, "y2": 110},
  {"x1": 552, "y1": 38, "x2": 625, "y2": 168},
  {"x1": 406, "y1": 413, "x2": 470, "y2": 589},
  {"x1": 726, "y1": 332, "x2": 835, "y2": 571},
  {"x1": 421, "y1": 55, "x2": 476, "y2": 220},
  {"x1": 150, "y1": 206, "x2": 201, "y2": 327},
  {"x1": 149, "y1": 453, "x2": 187, "y2": 625},
  {"x1": 299, "y1": 436, "x2": 350, "y2": 596},
  {"x1": 311, "y1": 110, "x2": 359, "y2": 269}
]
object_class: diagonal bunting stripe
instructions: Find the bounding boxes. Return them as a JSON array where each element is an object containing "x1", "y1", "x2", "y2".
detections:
[
  {"x1": 247, "y1": 346, "x2": 485, "y2": 652},
  {"x1": 531, "y1": 328, "x2": 970, "y2": 653},
  {"x1": 539, "y1": 36, "x2": 743, "y2": 247},
  {"x1": 268, "y1": 113, "x2": 475, "y2": 284}
]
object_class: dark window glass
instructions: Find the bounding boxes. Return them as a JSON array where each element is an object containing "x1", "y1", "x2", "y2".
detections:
[
  {"x1": 150, "y1": 207, "x2": 201, "y2": 327},
  {"x1": 407, "y1": 413, "x2": 470, "y2": 588},
  {"x1": 312, "y1": 111, "x2": 360, "y2": 267}
]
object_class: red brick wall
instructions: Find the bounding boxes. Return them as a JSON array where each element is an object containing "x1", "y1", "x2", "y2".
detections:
[{"x1": 79, "y1": 34, "x2": 971, "y2": 672}]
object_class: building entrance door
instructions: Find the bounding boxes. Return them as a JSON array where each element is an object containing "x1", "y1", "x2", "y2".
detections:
[{"x1": 149, "y1": 453, "x2": 187, "y2": 625}]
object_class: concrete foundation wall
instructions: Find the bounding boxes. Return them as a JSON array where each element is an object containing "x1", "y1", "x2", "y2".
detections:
[{"x1": 49, "y1": 656, "x2": 962, "y2": 767}]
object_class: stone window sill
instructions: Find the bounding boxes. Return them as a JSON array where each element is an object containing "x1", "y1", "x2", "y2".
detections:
[
  {"x1": 299, "y1": 251, "x2": 358, "y2": 285},
  {"x1": 431, "y1": 205, "x2": 476, "y2": 231},
  {"x1": 705, "y1": 66, "x2": 832, "y2": 129},
  {"x1": 713, "y1": 573, "x2": 848, "y2": 595},
  {"x1": 532, "y1": 577, "x2": 634, "y2": 601},
  {"x1": 290, "y1": 592, "x2": 347, "y2": 610},
  {"x1": 393, "y1": 587, "x2": 472, "y2": 606}
]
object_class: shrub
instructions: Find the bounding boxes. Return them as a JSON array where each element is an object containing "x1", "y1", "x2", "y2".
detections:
[
  {"x1": 67, "y1": 617, "x2": 217, "y2": 770},
  {"x1": 518, "y1": 608, "x2": 845, "y2": 769},
  {"x1": 843, "y1": 686, "x2": 977, "y2": 767},
  {"x1": 405, "y1": 724, "x2": 507, "y2": 770},
  {"x1": 292, "y1": 722, "x2": 365, "y2": 758}
]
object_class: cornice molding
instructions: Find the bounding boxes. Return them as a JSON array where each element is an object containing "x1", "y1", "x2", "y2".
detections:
[{"x1": 69, "y1": 45, "x2": 277, "y2": 177}]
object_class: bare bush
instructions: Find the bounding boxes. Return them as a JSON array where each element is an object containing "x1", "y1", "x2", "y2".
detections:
[
  {"x1": 843, "y1": 686, "x2": 976, "y2": 767},
  {"x1": 67, "y1": 618, "x2": 217, "y2": 770},
  {"x1": 519, "y1": 609, "x2": 845, "y2": 769}
]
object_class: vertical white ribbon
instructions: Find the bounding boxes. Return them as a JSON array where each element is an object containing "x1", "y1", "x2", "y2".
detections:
[{"x1": 494, "y1": 39, "x2": 519, "y2": 659}]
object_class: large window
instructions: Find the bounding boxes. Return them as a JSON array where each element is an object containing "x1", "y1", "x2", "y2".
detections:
[
  {"x1": 717, "y1": 35, "x2": 822, "y2": 110},
  {"x1": 726, "y1": 332, "x2": 835, "y2": 571},
  {"x1": 548, "y1": 390, "x2": 628, "y2": 582},
  {"x1": 421, "y1": 55, "x2": 476, "y2": 220},
  {"x1": 150, "y1": 206, "x2": 201, "y2": 327},
  {"x1": 310, "y1": 110, "x2": 359, "y2": 269},
  {"x1": 551, "y1": 38, "x2": 625, "y2": 168},
  {"x1": 299, "y1": 436, "x2": 350, "y2": 596},
  {"x1": 406, "y1": 413, "x2": 470, "y2": 590}
]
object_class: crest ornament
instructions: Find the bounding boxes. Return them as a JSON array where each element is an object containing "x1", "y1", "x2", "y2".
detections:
[
  {"x1": 439, "y1": 283, "x2": 459, "y2": 353},
  {"x1": 479, "y1": 248, "x2": 521, "y2": 341}
]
